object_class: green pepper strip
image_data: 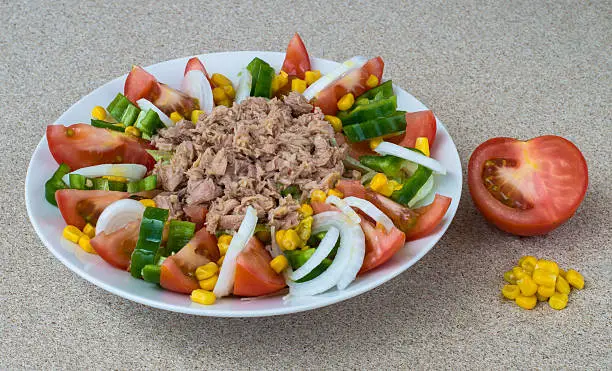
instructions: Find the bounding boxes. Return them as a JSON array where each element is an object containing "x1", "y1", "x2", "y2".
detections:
[
  {"x1": 135, "y1": 110, "x2": 164, "y2": 139},
  {"x1": 165, "y1": 220, "x2": 196, "y2": 255},
  {"x1": 141, "y1": 264, "x2": 161, "y2": 284},
  {"x1": 127, "y1": 175, "x2": 157, "y2": 193},
  {"x1": 391, "y1": 165, "x2": 433, "y2": 205},
  {"x1": 338, "y1": 96, "x2": 397, "y2": 126},
  {"x1": 247, "y1": 58, "x2": 275, "y2": 98},
  {"x1": 91, "y1": 119, "x2": 126, "y2": 132},
  {"x1": 130, "y1": 207, "x2": 169, "y2": 278},
  {"x1": 44, "y1": 163, "x2": 71, "y2": 206},
  {"x1": 69, "y1": 173, "x2": 87, "y2": 190},
  {"x1": 342, "y1": 111, "x2": 407, "y2": 142},
  {"x1": 359, "y1": 154, "x2": 418, "y2": 181},
  {"x1": 358, "y1": 80, "x2": 394, "y2": 101}
]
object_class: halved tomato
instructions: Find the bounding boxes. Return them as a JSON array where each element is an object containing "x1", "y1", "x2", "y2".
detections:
[
  {"x1": 313, "y1": 56, "x2": 384, "y2": 115},
  {"x1": 233, "y1": 237, "x2": 286, "y2": 297},
  {"x1": 335, "y1": 179, "x2": 366, "y2": 199},
  {"x1": 281, "y1": 33, "x2": 311, "y2": 80},
  {"x1": 47, "y1": 124, "x2": 155, "y2": 171},
  {"x1": 90, "y1": 220, "x2": 140, "y2": 270},
  {"x1": 359, "y1": 219, "x2": 406, "y2": 274},
  {"x1": 468, "y1": 136, "x2": 588, "y2": 236},
  {"x1": 388, "y1": 110, "x2": 437, "y2": 148},
  {"x1": 55, "y1": 189, "x2": 128, "y2": 229},
  {"x1": 184, "y1": 57, "x2": 214, "y2": 87}
]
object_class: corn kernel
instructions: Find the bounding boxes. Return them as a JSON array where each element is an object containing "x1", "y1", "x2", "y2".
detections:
[
  {"x1": 517, "y1": 276, "x2": 538, "y2": 296},
  {"x1": 270, "y1": 255, "x2": 289, "y2": 274},
  {"x1": 535, "y1": 259, "x2": 559, "y2": 276},
  {"x1": 558, "y1": 268, "x2": 567, "y2": 278},
  {"x1": 304, "y1": 70, "x2": 321, "y2": 85},
  {"x1": 515, "y1": 295, "x2": 537, "y2": 310},
  {"x1": 91, "y1": 106, "x2": 107, "y2": 120},
  {"x1": 512, "y1": 266, "x2": 529, "y2": 280},
  {"x1": 537, "y1": 284, "x2": 555, "y2": 298},
  {"x1": 218, "y1": 99, "x2": 231, "y2": 107},
  {"x1": 272, "y1": 72, "x2": 289, "y2": 92},
  {"x1": 279, "y1": 229, "x2": 301, "y2": 251},
  {"x1": 275, "y1": 230, "x2": 286, "y2": 247},
  {"x1": 299, "y1": 203, "x2": 313, "y2": 217},
  {"x1": 337, "y1": 93, "x2": 355, "y2": 111},
  {"x1": 217, "y1": 255, "x2": 225, "y2": 266},
  {"x1": 366, "y1": 74, "x2": 379, "y2": 88},
  {"x1": 388, "y1": 180, "x2": 403, "y2": 191},
  {"x1": 291, "y1": 78, "x2": 307, "y2": 93},
  {"x1": 77, "y1": 235, "x2": 96, "y2": 254},
  {"x1": 520, "y1": 255, "x2": 538, "y2": 272},
  {"x1": 191, "y1": 109, "x2": 204, "y2": 124},
  {"x1": 532, "y1": 268, "x2": 557, "y2": 287},
  {"x1": 324, "y1": 115, "x2": 343, "y2": 133},
  {"x1": 415, "y1": 137, "x2": 430, "y2": 157},
  {"x1": 124, "y1": 126, "x2": 141, "y2": 137},
  {"x1": 169, "y1": 112, "x2": 183, "y2": 123},
  {"x1": 63, "y1": 225, "x2": 84, "y2": 243},
  {"x1": 82, "y1": 223, "x2": 96, "y2": 238},
  {"x1": 502, "y1": 284, "x2": 520, "y2": 299},
  {"x1": 101, "y1": 175, "x2": 128, "y2": 183},
  {"x1": 198, "y1": 275, "x2": 218, "y2": 290},
  {"x1": 195, "y1": 262, "x2": 219, "y2": 281},
  {"x1": 295, "y1": 216, "x2": 313, "y2": 242},
  {"x1": 211, "y1": 73, "x2": 232, "y2": 87},
  {"x1": 223, "y1": 85, "x2": 236, "y2": 99},
  {"x1": 311, "y1": 189, "x2": 327, "y2": 203},
  {"x1": 139, "y1": 199, "x2": 156, "y2": 208},
  {"x1": 565, "y1": 269, "x2": 584, "y2": 290},
  {"x1": 217, "y1": 234, "x2": 232, "y2": 256},
  {"x1": 556, "y1": 275, "x2": 571, "y2": 295},
  {"x1": 548, "y1": 293, "x2": 568, "y2": 310},
  {"x1": 369, "y1": 137, "x2": 383, "y2": 150},
  {"x1": 191, "y1": 289, "x2": 216, "y2": 305},
  {"x1": 212, "y1": 87, "x2": 227, "y2": 103},
  {"x1": 370, "y1": 173, "x2": 388, "y2": 193},
  {"x1": 504, "y1": 270, "x2": 517, "y2": 284},
  {"x1": 327, "y1": 188, "x2": 344, "y2": 198}
]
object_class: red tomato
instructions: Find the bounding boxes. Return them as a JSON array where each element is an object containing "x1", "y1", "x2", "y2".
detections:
[
  {"x1": 124, "y1": 66, "x2": 158, "y2": 104},
  {"x1": 313, "y1": 57, "x2": 384, "y2": 115},
  {"x1": 90, "y1": 220, "x2": 140, "y2": 270},
  {"x1": 388, "y1": 110, "x2": 437, "y2": 148},
  {"x1": 359, "y1": 219, "x2": 406, "y2": 274},
  {"x1": 160, "y1": 258, "x2": 199, "y2": 294},
  {"x1": 47, "y1": 124, "x2": 156, "y2": 171},
  {"x1": 281, "y1": 33, "x2": 311, "y2": 80},
  {"x1": 55, "y1": 189, "x2": 128, "y2": 229},
  {"x1": 335, "y1": 179, "x2": 366, "y2": 199},
  {"x1": 311, "y1": 201, "x2": 338, "y2": 214},
  {"x1": 184, "y1": 57, "x2": 215, "y2": 87},
  {"x1": 233, "y1": 237, "x2": 286, "y2": 297},
  {"x1": 468, "y1": 136, "x2": 588, "y2": 236}
]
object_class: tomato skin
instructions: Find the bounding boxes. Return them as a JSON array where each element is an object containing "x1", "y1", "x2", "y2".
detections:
[
  {"x1": 90, "y1": 220, "x2": 140, "y2": 270},
  {"x1": 468, "y1": 136, "x2": 588, "y2": 236},
  {"x1": 281, "y1": 33, "x2": 311, "y2": 80},
  {"x1": 124, "y1": 66, "x2": 158, "y2": 104},
  {"x1": 335, "y1": 179, "x2": 366, "y2": 199},
  {"x1": 55, "y1": 189, "x2": 129, "y2": 229},
  {"x1": 388, "y1": 110, "x2": 437, "y2": 148},
  {"x1": 311, "y1": 201, "x2": 338, "y2": 214},
  {"x1": 184, "y1": 57, "x2": 215, "y2": 87},
  {"x1": 160, "y1": 258, "x2": 199, "y2": 294},
  {"x1": 314, "y1": 56, "x2": 384, "y2": 115},
  {"x1": 47, "y1": 124, "x2": 156, "y2": 171},
  {"x1": 233, "y1": 237, "x2": 286, "y2": 297},
  {"x1": 359, "y1": 219, "x2": 406, "y2": 274}
]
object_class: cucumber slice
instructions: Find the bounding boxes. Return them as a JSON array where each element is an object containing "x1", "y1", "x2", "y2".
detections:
[{"x1": 342, "y1": 111, "x2": 406, "y2": 142}]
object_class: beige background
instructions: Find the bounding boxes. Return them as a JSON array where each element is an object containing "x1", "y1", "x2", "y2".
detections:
[{"x1": 1, "y1": 0, "x2": 610, "y2": 369}]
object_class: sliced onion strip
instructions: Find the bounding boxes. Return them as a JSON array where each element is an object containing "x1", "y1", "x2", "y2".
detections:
[
  {"x1": 343, "y1": 197, "x2": 394, "y2": 232},
  {"x1": 375, "y1": 141, "x2": 446, "y2": 174},
  {"x1": 325, "y1": 195, "x2": 361, "y2": 224},
  {"x1": 303, "y1": 56, "x2": 368, "y2": 101},
  {"x1": 289, "y1": 227, "x2": 339, "y2": 281}
]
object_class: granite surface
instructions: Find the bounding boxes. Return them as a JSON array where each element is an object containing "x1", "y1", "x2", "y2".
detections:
[{"x1": 1, "y1": 0, "x2": 610, "y2": 369}]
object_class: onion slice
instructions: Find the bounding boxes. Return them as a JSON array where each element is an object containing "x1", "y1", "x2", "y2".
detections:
[
  {"x1": 325, "y1": 195, "x2": 361, "y2": 224},
  {"x1": 213, "y1": 206, "x2": 258, "y2": 298},
  {"x1": 303, "y1": 56, "x2": 368, "y2": 101},
  {"x1": 375, "y1": 141, "x2": 447, "y2": 175},
  {"x1": 62, "y1": 164, "x2": 147, "y2": 185},
  {"x1": 343, "y1": 197, "x2": 394, "y2": 232},
  {"x1": 181, "y1": 70, "x2": 214, "y2": 114},
  {"x1": 289, "y1": 227, "x2": 339, "y2": 281},
  {"x1": 95, "y1": 199, "x2": 145, "y2": 235},
  {"x1": 136, "y1": 98, "x2": 173, "y2": 127},
  {"x1": 235, "y1": 68, "x2": 252, "y2": 104},
  {"x1": 270, "y1": 226, "x2": 292, "y2": 281}
]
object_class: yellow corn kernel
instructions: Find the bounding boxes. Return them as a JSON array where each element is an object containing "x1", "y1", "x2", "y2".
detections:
[
  {"x1": 78, "y1": 235, "x2": 96, "y2": 254},
  {"x1": 63, "y1": 225, "x2": 84, "y2": 243},
  {"x1": 291, "y1": 78, "x2": 307, "y2": 93},
  {"x1": 198, "y1": 275, "x2": 218, "y2": 291},
  {"x1": 272, "y1": 71, "x2": 289, "y2": 92},
  {"x1": 270, "y1": 255, "x2": 289, "y2": 274},
  {"x1": 299, "y1": 203, "x2": 313, "y2": 217},
  {"x1": 124, "y1": 126, "x2": 141, "y2": 137},
  {"x1": 520, "y1": 255, "x2": 538, "y2": 273},
  {"x1": 532, "y1": 268, "x2": 557, "y2": 287},
  {"x1": 295, "y1": 216, "x2": 313, "y2": 243},
  {"x1": 211, "y1": 73, "x2": 232, "y2": 87},
  {"x1": 218, "y1": 99, "x2": 231, "y2": 107},
  {"x1": 366, "y1": 74, "x2": 379, "y2": 88},
  {"x1": 279, "y1": 229, "x2": 301, "y2": 251},
  {"x1": 414, "y1": 137, "x2": 430, "y2": 157},
  {"x1": 195, "y1": 262, "x2": 219, "y2": 281},
  {"x1": 517, "y1": 276, "x2": 538, "y2": 296},
  {"x1": 212, "y1": 87, "x2": 228, "y2": 103},
  {"x1": 502, "y1": 284, "x2": 520, "y2": 300},
  {"x1": 191, "y1": 109, "x2": 204, "y2": 124},
  {"x1": 369, "y1": 137, "x2": 383, "y2": 150},
  {"x1": 535, "y1": 259, "x2": 559, "y2": 276},
  {"x1": 275, "y1": 229, "x2": 286, "y2": 246},
  {"x1": 556, "y1": 275, "x2": 571, "y2": 295},
  {"x1": 270, "y1": 77, "x2": 282, "y2": 94},
  {"x1": 558, "y1": 268, "x2": 567, "y2": 278},
  {"x1": 503, "y1": 270, "x2": 517, "y2": 284},
  {"x1": 304, "y1": 70, "x2": 321, "y2": 85},
  {"x1": 217, "y1": 255, "x2": 225, "y2": 266},
  {"x1": 512, "y1": 266, "x2": 529, "y2": 280},
  {"x1": 217, "y1": 234, "x2": 232, "y2": 256},
  {"x1": 91, "y1": 106, "x2": 107, "y2": 120},
  {"x1": 327, "y1": 188, "x2": 344, "y2": 198},
  {"x1": 82, "y1": 223, "x2": 96, "y2": 238},
  {"x1": 388, "y1": 180, "x2": 403, "y2": 191},
  {"x1": 337, "y1": 93, "x2": 355, "y2": 111},
  {"x1": 139, "y1": 199, "x2": 156, "y2": 208},
  {"x1": 548, "y1": 293, "x2": 568, "y2": 310},
  {"x1": 565, "y1": 269, "x2": 584, "y2": 290},
  {"x1": 537, "y1": 284, "x2": 555, "y2": 298},
  {"x1": 515, "y1": 295, "x2": 537, "y2": 310},
  {"x1": 102, "y1": 175, "x2": 128, "y2": 183},
  {"x1": 223, "y1": 85, "x2": 236, "y2": 99},
  {"x1": 324, "y1": 115, "x2": 343, "y2": 133},
  {"x1": 169, "y1": 112, "x2": 183, "y2": 123},
  {"x1": 369, "y1": 173, "x2": 388, "y2": 193},
  {"x1": 311, "y1": 189, "x2": 327, "y2": 203},
  {"x1": 190, "y1": 289, "x2": 216, "y2": 305}
]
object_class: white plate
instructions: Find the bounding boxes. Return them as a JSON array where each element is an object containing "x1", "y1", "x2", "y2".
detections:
[{"x1": 25, "y1": 52, "x2": 462, "y2": 317}]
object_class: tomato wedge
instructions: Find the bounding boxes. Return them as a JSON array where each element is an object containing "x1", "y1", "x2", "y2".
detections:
[
  {"x1": 281, "y1": 33, "x2": 311, "y2": 80},
  {"x1": 313, "y1": 56, "x2": 384, "y2": 115},
  {"x1": 47, "y1": 124, "x2": 155, "y2": 171},
  {"x1": 184, "y1": 57, "x2": 215, "y2": 87},
  {"x1": 388, "y1": 110, "x2": 437, "y2": 148},
  {"x1": 468, "y1": 136, "x2": 588, "y2": 236},
  {"x1": 55, "y1": 189, "x2": 128, "y2": 229},
  {"x1": 335, "y1": 179, "x2": 366, "y2": 199},
  {"x1": 311, "y1": 201, "x2": 338, "y2": 215},
  {"x1": 233, "y1": 237, "x2": 286, "y2": 297},
  {"x1": 359, "y1": 219, "x2": 406, "y2": 274},
  {"x1": 90, "y1": 220, "x2": 140, "y2": 270}
]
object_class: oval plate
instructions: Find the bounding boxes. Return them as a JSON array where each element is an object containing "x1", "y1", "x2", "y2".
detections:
[{"x1": 26, "y1": 51, "x2": 462, "y2": 317}]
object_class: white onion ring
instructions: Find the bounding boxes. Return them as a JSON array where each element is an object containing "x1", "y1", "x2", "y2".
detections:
[
  {"x1": 182, "y1": 70, "x2": 214, "y2": 114},
  {"x1": 343, "y1": 197, "x2": 394, "y2": 232},
  {"x1": 325, "y1": 195, "x2": 361, "y2": 224},
  {"x1": 375, "y1": 141, "x2": 446, "y2": 174},
  {"x1": 303, "y1": 56, "x2": 368, "y2": 101},
  {"x1": 289, "y1": 227, "x2": 339, "y2": 281}
]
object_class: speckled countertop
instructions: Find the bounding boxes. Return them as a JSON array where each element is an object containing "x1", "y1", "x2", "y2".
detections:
[{"x1": 1, "y1": 0, "x2": 610, "y2": 369}]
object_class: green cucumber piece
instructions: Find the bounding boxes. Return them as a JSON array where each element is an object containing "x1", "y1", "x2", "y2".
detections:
[
  {"x1": 130, "y1": 207, "x2": 169, "y2": 278},
  {"x1": 120, "y1": 104, "x2": 141, "y2": 126},
  {"x1": 107, "y1": 180, "x2": 126, "y2": 192},
  {"x1": 69, "y1": 174, "x2": 87, "y2": 190},
  {"x1": 135, "y1": 109, "x2": 164, "y2": 138},
  {"x1": 165, "y1": 220, "x2": 196, "y2": 255},
  {"x1": 342, "y1": 111, "x2": 407, "y2": 142},
  {"x1": 106, "y1": 93, "x2": 130, "y2": 122},
  {"x1": 338, "y1": 95, "x2": 397, "y2": 126},
  {"x1": 93, "y1": 178, "x2": 109, "y2": 191},
  {"x1": 141, "y1": 264, "x2": 161, "y2": 284}
]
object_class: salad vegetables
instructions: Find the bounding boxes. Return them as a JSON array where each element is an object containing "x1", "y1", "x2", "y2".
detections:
[{"x1": 46, "y1": 33, "x2": 453, "y2": 306}]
